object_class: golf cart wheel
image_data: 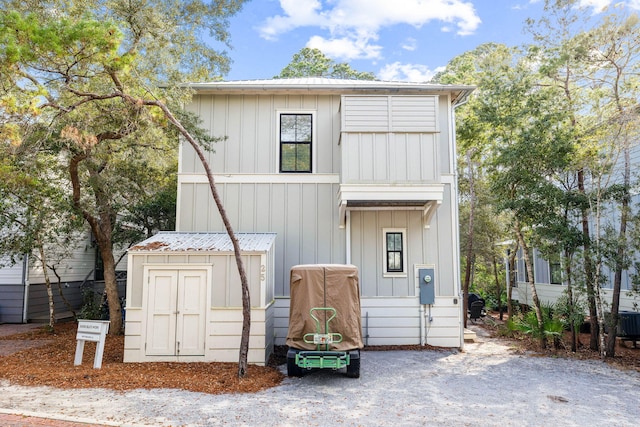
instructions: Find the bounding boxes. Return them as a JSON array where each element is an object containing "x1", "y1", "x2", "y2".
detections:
[
  {"x1": 287, "y1": 356, "x2": 303, "y2": 377},
  {"x1": 345, "y1": 353, "x2": 360, "y2": 378}
]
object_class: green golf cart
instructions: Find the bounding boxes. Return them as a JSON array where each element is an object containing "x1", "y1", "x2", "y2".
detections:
[{"x1": 286, "y1": 264, "x2": 363, "y2": 378}]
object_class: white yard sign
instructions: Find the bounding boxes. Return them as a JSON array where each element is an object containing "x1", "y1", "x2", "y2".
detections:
[{"x1": 74, "y1": 319, "x2": 110, "y2": 369}]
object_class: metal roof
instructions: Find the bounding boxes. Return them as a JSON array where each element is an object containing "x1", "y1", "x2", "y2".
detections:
[
  {"x1": 187, "y1": 78, "x2": 475, "y2": 106},
  {"x1": 129, "y1": 232, "x2": 276, "y2": 253}
]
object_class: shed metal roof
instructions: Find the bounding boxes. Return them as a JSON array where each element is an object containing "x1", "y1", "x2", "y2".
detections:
[
  {"x1": 187, "y1": 78, "x2": 475, "y2": 106},
  {"x1": 129, "y1": 232, "x2": 276, "y2": 253}
]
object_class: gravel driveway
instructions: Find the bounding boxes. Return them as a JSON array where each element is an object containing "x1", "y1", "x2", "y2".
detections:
[{"x1": 0, "y1": 326, "x2": 638, "y2": 427}]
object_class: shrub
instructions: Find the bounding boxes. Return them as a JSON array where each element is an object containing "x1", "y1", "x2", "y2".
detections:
[
  {"x1": 507, "y1": 303, "x2": 564, "y2": 347},
  {"x1": 77, "y1": 287, "x2": 102, "y2": 320}
]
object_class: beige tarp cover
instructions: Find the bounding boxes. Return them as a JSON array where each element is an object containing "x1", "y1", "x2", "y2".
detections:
[{"x1": 286, "y1": 264, "x2": 363, "y2": 351}]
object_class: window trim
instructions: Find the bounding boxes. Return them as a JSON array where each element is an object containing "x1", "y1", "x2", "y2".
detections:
[
  {"x1": 383, "y1": 228, "x2": 407, "y2": 278},
  {"x1": 277, "y1": 110, "x2": 316, "y2": 173}
]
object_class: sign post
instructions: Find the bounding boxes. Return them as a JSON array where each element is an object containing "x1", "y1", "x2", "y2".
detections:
[{"x1": 74, "y1": 319, "x2": 110, "y2": 369}]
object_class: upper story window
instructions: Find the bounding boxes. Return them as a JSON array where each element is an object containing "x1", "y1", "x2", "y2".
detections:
[
  {"x1": 280, "y1": 113, "x2": 312, "y2": 173},
  {"x1": 383, "y1": 228, "x2": 407, "y2": 277}
]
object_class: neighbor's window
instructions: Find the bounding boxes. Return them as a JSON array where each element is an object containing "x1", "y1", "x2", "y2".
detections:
[
  {"x1": 516, "y1": 251, "x2": 530, "y2": 283},
  {"x1": 549, "y1": 257, "x2": 562, "y2": 285},
  {"x1": 280, "y1": 113, "x2": 312, "y2": 173},
  {"x1": 384, "y1": 229, "x2": 407, "y2": 276}
]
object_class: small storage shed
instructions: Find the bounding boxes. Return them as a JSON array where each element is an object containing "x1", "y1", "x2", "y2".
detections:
[{"x1": 123, "y1": 232, "x2": 276, "y2": 365}]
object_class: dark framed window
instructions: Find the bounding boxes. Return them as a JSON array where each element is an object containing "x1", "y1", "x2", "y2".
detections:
[
  {"x1": 386, "y1": 231, "x2": 404, "y2": 273},
  {"x1": 280, "y1": 113, "x2": 312, "y2": 173},
  {"x1": 549, "y1": 257, "x2": 562, "y2": 284}
]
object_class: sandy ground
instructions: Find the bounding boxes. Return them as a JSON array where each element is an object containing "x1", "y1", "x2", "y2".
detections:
[{"x1": 0, "y1": 325, "x2": 638, "y2": 427}]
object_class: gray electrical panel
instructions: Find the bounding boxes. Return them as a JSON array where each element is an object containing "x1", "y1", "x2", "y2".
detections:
[{"x1": 418, "y1": 268, "x2": 435, "y2": 305}]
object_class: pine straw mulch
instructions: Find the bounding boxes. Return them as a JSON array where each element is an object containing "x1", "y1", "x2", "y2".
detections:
[
  {"x1": 477, "y1": 312, "x2": 640, "y2": 372},
  {"x1": 0, "y1": 322, "x2": 284, "y2": 394}
]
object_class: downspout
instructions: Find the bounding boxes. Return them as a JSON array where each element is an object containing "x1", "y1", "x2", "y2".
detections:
[
  {"x1": 419, "y1": 302, "x2": 424, "y2": 345},
  {"x1": 21, "y1": 254, "x2": 30, "y2": 324},
  {"x1": 345, "y1": 210, "x2": 351, "y2": 265}
]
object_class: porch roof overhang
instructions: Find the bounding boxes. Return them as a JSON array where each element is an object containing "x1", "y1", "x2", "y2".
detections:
[{"x1": 338, "y1": 184, "x2": 444, "y2": 229}]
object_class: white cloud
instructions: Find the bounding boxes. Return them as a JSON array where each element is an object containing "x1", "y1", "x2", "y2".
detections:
[
  {"x1": 378, "y1": 62, "x2": 443, "y2": 82},
  {"x1": 259, "y1": 0, "x2": 482, "y2": 59},
  {"x1": 574, "y1": 0, "x2": 640, "y2": 12},
  {"x1": 529, "y1": 0, "x2": 639, "y2": 12},
  {"x1": 260, "y1": 0, "x2": 326, "y2": 41},
  {"x1": 402, "y1": 37, "x2": 418, "y2": 51},
  {"x1": 307, "y1": 34, "x2": 383, "y2": 60},
  {"x1": 577, "y1": 0, "x2": 612, "y2": 12}
]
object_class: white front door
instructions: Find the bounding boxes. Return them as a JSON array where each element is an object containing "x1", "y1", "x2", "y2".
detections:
[{"x1": 146, "y1": 268, "x2": 207, "y2": 356}]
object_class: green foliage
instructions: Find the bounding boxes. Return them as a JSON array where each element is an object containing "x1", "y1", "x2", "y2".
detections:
[
  {"x1": 555, "y1": 291, "x2": 587, "y2": 331},
  {"x1": 507, "y1": 303, "x2": 564, "y2": 340},
  {"x1": 77, "y1": 287, "x2": 103, "y2": 320},
  {"x1": 275, "y1": 48, "x2": 376, "y2": 80},
  {"x1": 114, "y1": 173, "x2": 177, "y2": 245},
  {"x1": 0, "y1": 2, "x2": 247, "y2": 335},
  {"x1": 467, "y1": 261, "x2": 507, "y2": 310},
  {"x1": 0, "y1": 0, "x2": 247, "y2": 83}
]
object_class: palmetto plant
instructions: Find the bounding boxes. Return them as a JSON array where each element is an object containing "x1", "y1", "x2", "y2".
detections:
[{"x1": 507, "y1": 303, "x2": 565, "y2": 346}]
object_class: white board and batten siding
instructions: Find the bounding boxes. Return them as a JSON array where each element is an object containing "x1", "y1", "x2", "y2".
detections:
[
  {"x1": 177, "y1": 179, "x2": 346, "y2": 298},
  {"x1": 174, "y1": 79, "x2": 472, "y2": 351},
  {"x1": 123, "y1": 232, "x2": 276, "y2": 365},
  {"x1": 341, "y1": 95, "x2": 441, "y2": 185},
  {"x1": 183, "y1": 94, "x2": 341, "y2": 175}
]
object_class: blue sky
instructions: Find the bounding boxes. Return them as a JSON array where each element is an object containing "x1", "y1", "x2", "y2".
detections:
[{"x1": 220, "y1": 0, "x2": 633, "y2": 81}]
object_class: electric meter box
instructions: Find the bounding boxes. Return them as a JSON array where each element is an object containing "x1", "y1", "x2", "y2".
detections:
[{"x1": 418, "y1": 268, "x2": 435, "y2": 305}]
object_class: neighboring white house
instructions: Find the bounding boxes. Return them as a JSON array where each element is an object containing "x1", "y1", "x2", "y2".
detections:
[
  {"x1": 512, "y1": 248, "x2": 640, "y2": 312},
  {"x1": 123, "y1": 78, "x2": 474, "y2": 365},
  {"x1": 0, "y1": 234, "x2": 96, "y2": 323},
  {"x1": 0, "y1": 233, "x2": 129, "y2": 324},
  {"x1": 512, "y1": 142, "x2": 640, "y2": 313}
]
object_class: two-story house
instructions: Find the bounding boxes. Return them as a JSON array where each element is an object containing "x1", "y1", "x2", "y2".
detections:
[
  {"x1": 512, "y1": 142, "x2": 640, "y2": 313},
  {"x1": 124, "y1": 78, "x2": 474, "y2": 365}
]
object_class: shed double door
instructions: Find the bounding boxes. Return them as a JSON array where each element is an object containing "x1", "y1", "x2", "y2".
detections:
[{"x1": 145, "y1": 268, "x2": 207, "y2": 356}]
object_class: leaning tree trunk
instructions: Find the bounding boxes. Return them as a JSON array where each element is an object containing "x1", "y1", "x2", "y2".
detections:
[
  {"x1": 183, "y1": 127, "x2": 250, "y2": 377},
  {"x1": 140, "y1": 98, "x2": 252, "y2": 378},
  {"x1": 514, "y1": 221, "x2": 546, "y2": 349}
]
